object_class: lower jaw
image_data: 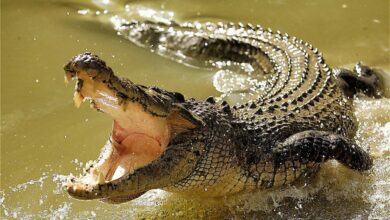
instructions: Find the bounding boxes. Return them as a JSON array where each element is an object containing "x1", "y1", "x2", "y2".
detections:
[
  {"x1": 68, "y1": 132, "x2": 164, "y2": 194},
  {"x1": 100, "y1": 192, "x2": 146, "y2": 204},
  {"x1": 66, "y1": 142, "x2": 147, "y2": 200}
]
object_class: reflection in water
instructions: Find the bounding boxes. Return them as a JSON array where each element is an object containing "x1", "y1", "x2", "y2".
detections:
[{"x1": 1, "y1": 0, "x2": 389, "y2": 219}]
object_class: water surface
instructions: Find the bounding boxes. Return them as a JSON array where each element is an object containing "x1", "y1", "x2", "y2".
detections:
[{"x1": 1, "y1": 0, "x2": 389, "y2": 219}]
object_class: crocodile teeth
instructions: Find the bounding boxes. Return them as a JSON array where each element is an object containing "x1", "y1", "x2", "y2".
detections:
[
  {"x1": 111, "y1": 165, "x2": 126, "y2": 181},
  {"x1": 73, "y1": 91, "x2": 84, "y2": 108},
  {"x1": 86, "y1": 160, "x2": 94, "y2": 168},
  {"x1": 97, "y1": 172, "x2": 106, "y2": 184},
  {"x1": 64, "y1": 75, "x2": 71, "y2": 84}
]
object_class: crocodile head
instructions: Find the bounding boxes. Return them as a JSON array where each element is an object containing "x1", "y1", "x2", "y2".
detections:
[{"x1": 63, "y1": 52, "x2": 204, "y2": 203}]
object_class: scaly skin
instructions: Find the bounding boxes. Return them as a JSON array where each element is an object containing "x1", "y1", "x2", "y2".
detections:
[{"x1": 63, "y1": 19, "x2": 379, "y2": 203}]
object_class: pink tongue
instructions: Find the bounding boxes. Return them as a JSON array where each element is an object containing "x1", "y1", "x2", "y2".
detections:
[{"x1": 110, "y1": 133, "x2": 163, "y2": 181}]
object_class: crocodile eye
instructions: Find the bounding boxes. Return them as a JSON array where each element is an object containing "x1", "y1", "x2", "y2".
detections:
[{"x1": 173, "y1": 92, "x2": 185, "y2": 102}]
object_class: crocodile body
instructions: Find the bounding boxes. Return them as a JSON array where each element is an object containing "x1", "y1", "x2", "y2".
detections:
[{"x1": 64, "y1": 19, "x2": 379, "y2": 203}]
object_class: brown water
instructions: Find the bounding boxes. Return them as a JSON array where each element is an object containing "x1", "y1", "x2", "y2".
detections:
[{"x1": 1, "y1": 0, "x2": 389, "y2": 219}]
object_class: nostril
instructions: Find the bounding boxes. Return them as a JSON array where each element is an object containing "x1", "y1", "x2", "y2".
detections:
[{"x1": 64, "y1": 61, "x2": 76, "y2": 74}]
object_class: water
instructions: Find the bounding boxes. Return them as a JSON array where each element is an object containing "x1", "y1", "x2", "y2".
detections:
[{"x1": 1, "y1": 0, "x2": 389, "y2": 219}]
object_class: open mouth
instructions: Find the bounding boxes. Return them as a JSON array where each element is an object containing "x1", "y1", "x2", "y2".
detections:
[
  {"x1": 63, "y1": 53, "x2": 203, "y2": 202},
  {"x1": 64, "y1": 63, "x2": 171, "y2": 200}
]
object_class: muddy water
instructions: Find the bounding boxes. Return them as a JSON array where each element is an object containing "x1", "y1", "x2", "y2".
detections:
[{"x1": 1, "y1": 0, "x2": 389, "y2": 219}]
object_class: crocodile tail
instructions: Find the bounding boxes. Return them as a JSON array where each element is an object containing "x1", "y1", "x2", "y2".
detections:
[{"x1": 114, "y1": 18, "x2": 272, "y2": 71}]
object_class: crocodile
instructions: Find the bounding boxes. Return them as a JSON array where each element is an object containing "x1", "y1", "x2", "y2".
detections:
[{"x1": 63, "y1": 19, "x2": 384, "y2": 204}]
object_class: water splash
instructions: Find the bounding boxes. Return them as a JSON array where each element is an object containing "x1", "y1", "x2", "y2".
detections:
[{"x1": 10, "y1": 176, "x2": 48, "y2": 193}]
